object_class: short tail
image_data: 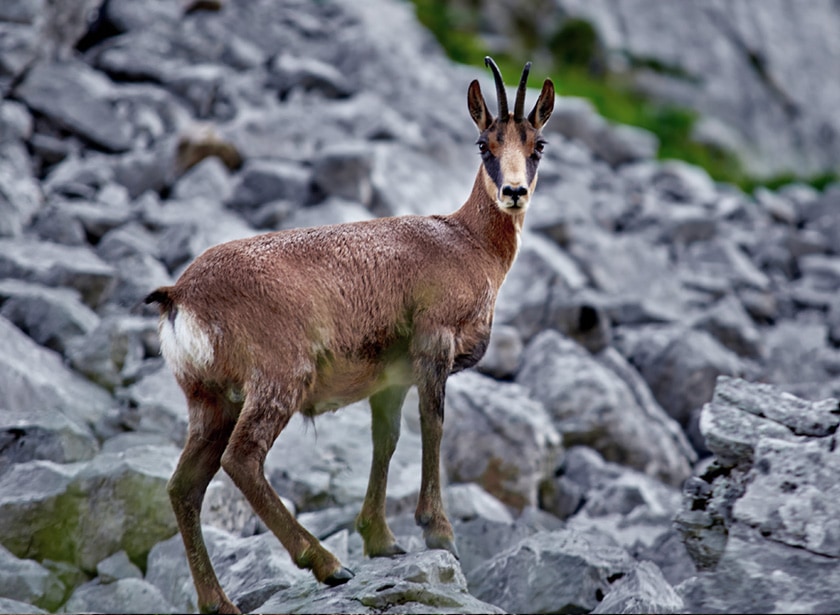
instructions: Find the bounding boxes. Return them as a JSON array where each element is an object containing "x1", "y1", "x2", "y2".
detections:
[{"x1": 144, "y1": 287, "x2": 175, "y2": 314}]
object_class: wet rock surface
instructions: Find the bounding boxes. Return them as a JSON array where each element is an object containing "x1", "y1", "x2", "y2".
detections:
[{"x1": 0, "y1": 0, "x2": 839, "y2": 613}]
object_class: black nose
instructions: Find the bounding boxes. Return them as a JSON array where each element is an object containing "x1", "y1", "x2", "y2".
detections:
[{"x1": 502, "y1": 185, "x2": 528, "y2": 202}]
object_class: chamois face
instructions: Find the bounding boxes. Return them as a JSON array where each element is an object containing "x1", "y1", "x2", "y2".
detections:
[{"x1": 468, "y1": 58, "x2": 555, "y2": 214}]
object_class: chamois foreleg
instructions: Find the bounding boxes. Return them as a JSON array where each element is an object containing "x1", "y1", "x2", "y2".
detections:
[
  {"x1": 356, "y1": 385, "x2": 409, "y2": 557},
  {"x1": 412, "y1": 329, "x2": 459, "y2": 558},
  {"x1": 168, "y1": 386, "x2": 239, "y2": 614},
  {"x1": 219, "y1": 380, "x2": 354, "y2": 585}
]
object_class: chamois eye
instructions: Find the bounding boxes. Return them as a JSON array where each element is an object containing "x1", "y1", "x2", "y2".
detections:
[
  {"x1": 477, "y1": 141, "x2": 489, "y2": 156},
  {"x1": 535, "y1": 140, "x2": 546, "y2": 155}
]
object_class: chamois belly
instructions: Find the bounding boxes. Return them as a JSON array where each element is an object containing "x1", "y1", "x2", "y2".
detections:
[{"x1": 302, "y1": 354, "x2": 413, "y2": 417}]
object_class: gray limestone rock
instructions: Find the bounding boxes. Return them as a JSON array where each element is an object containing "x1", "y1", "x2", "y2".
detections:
[
  {"x1": 0, "y1": 544, "x2": 65, "y2": 611},
  {"x1": 62, "y1": 578, "x2": 176, "y2": 614},
  {"x1": 443, "y1": 371, "x2": 561, "y2": 510},
  {"x1": 0, "y1": 316, "x2": 114, "y2": 432},
  {"x1": 592, "y1": 560, "x2": 685, "y2": 614},
  {"x1": 95, "y1": 550, "x2": 143, "y2": 584},
  {"x1": 0, "y1": 279, "x2": 99, "y2": 354},
  {"x1": 0, "y1": 238, "x2": 115, "y2": 308},
  {"x1": 256, "y1": 549, "x2": 503, "y2": 615},
  {"x1": 470, "y1": 529, "x2": 635, "y2": 614},
  {"x1": 0, "y1": 445, "x2": 179, "y2": 573},
  {"x1": 15, "y1": 61, "x2": 133, "y2": 152},
  {"x1": 0, "y1": 406, "x2": 99, "y2": 476},
  {"x1": 518, "y1": 330, "x2": 693, "y2": 485}
]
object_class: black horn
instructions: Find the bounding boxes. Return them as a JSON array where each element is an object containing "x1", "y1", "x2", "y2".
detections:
[
  {"x1": 513, "y1": 62, "x2": 532, "y2": 122},
  {"x1": 485, "y1": 56, "x2": 509, "y2": 119}
]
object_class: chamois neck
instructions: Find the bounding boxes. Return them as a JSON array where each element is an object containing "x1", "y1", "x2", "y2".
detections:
[{"x1": 451, "y1": 169, "x2": 523, "y2": 274}]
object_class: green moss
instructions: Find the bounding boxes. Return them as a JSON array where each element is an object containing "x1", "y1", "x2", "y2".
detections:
[{"x1": 408, "y1": 1, "x2": 832, "y2": 195}]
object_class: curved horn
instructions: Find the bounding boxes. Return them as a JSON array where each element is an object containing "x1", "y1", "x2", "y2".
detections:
[
  {"x1": 513, "y1": 61, "x2": 532, "y2": 122},
  {"x1": 485, "y1": 56, "x2": 509, "y2": 119}
]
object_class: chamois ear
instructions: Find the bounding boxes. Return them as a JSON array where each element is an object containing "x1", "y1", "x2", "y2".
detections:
[
  {"x1": 528, "y1": 79, "x2": 555, "y2": 130},
  {"x1": 468, "y1": 79, "x2": 493, "y2": 132}
]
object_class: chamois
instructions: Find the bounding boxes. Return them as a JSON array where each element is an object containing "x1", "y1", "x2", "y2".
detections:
[{"x1": 146, "y1": 57, "x2": 554, "y2": 614}]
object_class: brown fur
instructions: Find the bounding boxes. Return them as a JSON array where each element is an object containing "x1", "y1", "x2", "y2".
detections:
[{"x1": 147, "y1": 59, "x2": 553, "y2": 614}]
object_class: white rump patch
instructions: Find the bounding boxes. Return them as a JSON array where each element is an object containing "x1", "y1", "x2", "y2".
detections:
[{"x1": 159, "y1": 308, "x2": 215, "y2": 376}]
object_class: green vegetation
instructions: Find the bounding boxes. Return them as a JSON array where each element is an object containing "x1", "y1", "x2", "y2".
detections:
[{"x1": 409, "y1": 0, "x2": 838, "y2": 193}]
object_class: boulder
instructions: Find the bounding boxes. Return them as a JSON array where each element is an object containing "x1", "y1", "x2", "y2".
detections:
[
  {"x1": 475, "y1": 324, "x2": 523, "y2": 379},
  {"x1": 469, "y1": 529, "x2": 635, "y2": 614},
  {"x1": 592, "y1": 560, "x2": 685, "y2": 614},
  {"x1": 256, "y1": 549, "x2": 503, "y2": 615},
  {"x1": 15, "y1": 61, "x2": 133, "y2": 152},
  {"x1": 67, "y1": 315, "x2": 160, "y2": 392},
  {"x1": 518, "y1": 330, "x2": 693, "y2": 485},
  {"x1": 266, "y1": 400, "x2": 422, "y2": 513},
  {"x1": 61, "y1": 578, "x2": 176, "y2": 614},
  {"x1": 0, "y1": 445, "x2": 179, "y2": 573},
  {"x1": 0, "y1": 279, "x2": 99, "y2": 354},
  {"x1": 615, "y1": 324, "x2": 745, "y2": 451},
  {"x1": 0, "y1": 544, "x2": 65, "y2": 611},
  {"x1": 0, "y1": 316, "x2": 114, "y2": 433},
  {"x1": 442, "y1": 371, "x2": 561, "y2": 510},
  {"x1": 0, "y1": 238, "x2": 115, "y2": 308},
  {"x1": 0, "y1": 406, "x2": 99, "y2": 476},
  {"x1": 675, "y1": 377, "x2": 840, "y2": 613}
]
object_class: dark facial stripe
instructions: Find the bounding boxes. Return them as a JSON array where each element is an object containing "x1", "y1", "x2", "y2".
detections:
[
  {"x1": 483, "y1": 155, "x2": 503, "y2": 189},
  {"x1": 525, "y1": 154, "x2": 539, "y2": 185}
]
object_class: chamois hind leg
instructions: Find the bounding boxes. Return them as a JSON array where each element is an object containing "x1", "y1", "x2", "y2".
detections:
[
  {"x1": 220, "y1": 380, "x2": 354, "y2": 586},
  {"x1": 412, "y1": 329, "x2": 459, "y2": 558},
  {"x1": 168, "y1": 384, "x2": 239, "y2": 614},
  {"x1": 356, "y1": 385, "x2": 409, "y2": 557}
]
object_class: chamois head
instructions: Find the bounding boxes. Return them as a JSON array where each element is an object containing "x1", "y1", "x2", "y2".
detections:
[{"x1": 468, "y1": 57, "x2": 555, "y2": 213}]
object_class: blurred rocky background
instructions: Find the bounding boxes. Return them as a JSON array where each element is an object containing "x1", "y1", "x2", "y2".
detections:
[{"x1": 0, "y1": 0, "x2": 839, "y2": 613}]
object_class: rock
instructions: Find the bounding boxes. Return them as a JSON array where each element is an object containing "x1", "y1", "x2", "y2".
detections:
[
  {"x1": 256, "y1": 550, "x2": 503, "y2": 615},
  {"x1": 116, "y1": 366, "x2": 188, "y2": 447},
  {"x1": 0, "y1": 544, "x2": 65, "y2": 611},
  {"x1": 0, "y1": 279, "x2": 99, "y2": 354},
  {"x1": 62, "y1": 578, "x2": 176, "y2": 614},
  {"x1": 0, "y1": 598, "x2": 47, "y2": 614},
  {"x1": 171, "y1": 154, "x2": 233, "y2": 202},
  {"x1": 445, "y1": 483, "x2": 514, "y2": 525},
  {"x1": 690, "y1": 294, "x2": 764, "y2": 359},
  {"x1": 547, "y1": 97, "x2": 658, "y2": 166},
  {"x1": 475, "y1": 324, "x2": 523, "y2": 379},
  {"x1": 95, "y1": 550, "x2": 143, "y2": 583},
  {"x1": 615, "y1": 324, "x2": 745, "y2": 451},
  {"x1": 0, "y1": 445, "x2": 179, "y2": 573},
  {"x1": 0, "y1": 406, "x2": 99, "y2": 476},
  {"x1": 676, "y1": 378, "x2": 840, "y2": 613},
  {"x1": 470, "y1": 529, "x2": 635, "y2": 614},
  {"x1": 310, "y1": 143, "x2": 375, "y2": 206},
  {"x1": 279, "y1": 198, "x2": 375, "y2": 231},
  {"x1": 268, "y1": 52, "x2": 353, "y2": 99},
  {"x1": 266, "y1": 400, "x2": 422, "y2": 513},
  {"x1": 0, "y1": 141, "x2": 42, "y2": 238},
  {"x1": 66, "y1": 315, "x2": 160, "y2": 392},
  {"x1": 494, "y1": 232, "x2": 589, "y2": 341},
  {"x1": 0, "y1": 316, "x2": 114, "y2": 433},
  {"x1": 15, "y1": 61, "x2": 133, "y2": 152},
  {"x1": 592, "y1": 560, "x2": 685, "y2": 614},
  {"x1": 228, "y1": 158, "x2": 311, "y2": 212},
  {"x1": 443, "y1": 371, "x2": 561, "y2": 510},
  {"x1": 0, "y1": 238, "x2": 115, "y2": 308},
  {"x1": 565, "y1": 229, "x2": 689, "y2": 324},
  {"x1": 518, "y1": 330, "x2": 693, "y2": 485},
  {"x1": 147, "y1": 526, "x2": 318, "y2": 614}
]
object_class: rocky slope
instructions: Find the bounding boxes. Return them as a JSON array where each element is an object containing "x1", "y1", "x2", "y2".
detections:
[
  {"x1": 1, "y1": 0, "x2": 839, "y2": 613},
  {"x1": 477, "y1": 0, "x2": 840, "y2": 178}
]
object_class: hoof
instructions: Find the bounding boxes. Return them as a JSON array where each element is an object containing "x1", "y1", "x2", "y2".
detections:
[
  {"x1": 370, "y1": 543, "x2": 407, "y2": 558},
  {"x1": 425, "y1": 534, "x2": 460, "y2": 560},
  {"x1": 324, "y1": 566, "x2": 355, "y2": 587}
]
